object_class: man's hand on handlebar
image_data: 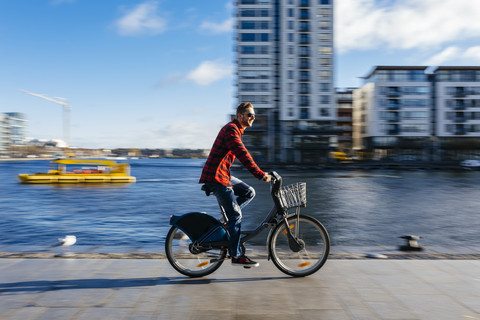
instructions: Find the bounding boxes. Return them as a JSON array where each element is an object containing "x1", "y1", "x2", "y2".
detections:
[{"x1": 262, "y1": 173, "x2": 272, "y2": 183}]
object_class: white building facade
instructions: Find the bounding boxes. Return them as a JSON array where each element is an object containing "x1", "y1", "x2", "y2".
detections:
[
  {"x1": 235, "y1": 0, "x2": 335, "y2": 163},
  {"x1": 354, "y1": 66, "x2": 480, "y2": 161},
  {"x1": 353, "y1": 66, "x2": 432, "y2": 160}
]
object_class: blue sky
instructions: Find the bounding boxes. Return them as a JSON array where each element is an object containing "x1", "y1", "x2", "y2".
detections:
[{"x1": 1, "y1": 0, "x2": 480, "y2": 149}]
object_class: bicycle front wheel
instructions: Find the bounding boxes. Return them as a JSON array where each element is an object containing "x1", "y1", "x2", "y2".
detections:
[
  {"x1": 165, "y1": 226, "x2": 227, "y2": 278},
  {"x1": 269, "y1": 214, "x2": 330, "y2": 277}
]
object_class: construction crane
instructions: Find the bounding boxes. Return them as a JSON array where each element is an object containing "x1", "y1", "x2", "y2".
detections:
[{"x1": 19, "y1": 89, "x2": 71, "y2": 148}]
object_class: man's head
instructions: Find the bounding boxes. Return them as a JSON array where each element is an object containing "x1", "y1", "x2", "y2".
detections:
[{"x1": 236, "y1": 102, "x2": 255, "y2": 129}]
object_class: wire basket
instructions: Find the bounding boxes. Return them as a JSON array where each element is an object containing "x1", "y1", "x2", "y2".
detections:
[{"x1": 279, "y1": 182, "x2": 306, "y2": 209}]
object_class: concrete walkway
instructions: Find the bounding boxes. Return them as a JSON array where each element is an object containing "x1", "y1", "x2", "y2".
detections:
[{"x1": 0, "y1": 258, "x2": 479, "y2": 320}]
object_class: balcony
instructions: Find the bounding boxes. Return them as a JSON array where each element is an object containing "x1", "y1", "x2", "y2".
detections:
[
  {"x1": 387, "y1": 105, "x2": 401, "y2": 110},
  {"x1": 387, "y1": 92, "x2": 401, "y2": 98},
  {"x1": 388, "y1": 130, "x2": 400, "y2": 135},
  {"x1": 299, "y1": 62, "x2": 310, "y2": 69}
]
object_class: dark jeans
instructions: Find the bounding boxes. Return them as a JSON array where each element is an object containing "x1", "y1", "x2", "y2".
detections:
[{"x1": 205, "y1": 176, "x2": 255, "y2": 257}]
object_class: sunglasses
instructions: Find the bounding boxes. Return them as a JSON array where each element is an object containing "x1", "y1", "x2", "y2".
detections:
[{"x1": 245, "y1": 113, "x2": 255, "y2": 118}]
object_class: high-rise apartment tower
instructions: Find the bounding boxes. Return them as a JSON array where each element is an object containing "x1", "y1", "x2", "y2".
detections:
[{"x1": 235, "y1": 0, "x2": 335, "y2": 164}]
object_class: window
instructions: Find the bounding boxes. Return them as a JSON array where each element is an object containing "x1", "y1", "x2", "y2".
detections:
[
  {"x1": 288, "y1": 8, "x2": 294, "y2": 18},
  {"x1": 319, "y1": 58, "x2": 330, "y2": 66},
  {"x1": 300, "y1": 96, "x2": 310, "y2": 106},
  {"x1": 239, "y1": 58, "x2": 270, "y2": 67},
  {"x1": 240, "y1": 46, "x2": 269, "y2": 54},
  {"x1": 319, "y1": 70, "x2": 330, "y2": 79},
  {"x1": 240, "y1": 33, "x2": 269, "y2": 42},
  {"x1": 288, "y1": 21, "x2": 294, "y2": 30},
  {"x1": 240, "y1": 83, "x2": 270, "y2": 91},
  {"x1": 299, "y1": 21, "x2": 309, "y2": 32},
  {"x1": 300, "y1": 108, "x2": 310, "y2": 119},
  {"x1": 288, "y1": 46, "x2": 294, "y2": 54},
  {"x1": 288, "y1": 33, "x2": 294, "y2": 42},
  {"x1": 299, "y1": 71, "x2": 310, "y2": 81},
  {"x1": 319, "y1": 21, "x2": 330, "y2": 30},
  {"x1": 288, "y1": 70, "x2": 294, "y2": 79},
  {"x1": 300, "y1": 9, "x2": 309, "y2": 19},
  {"x1": 319, "y1": 83, "x2": 329, "y2": 92},
  {"x1": 299, "y1": 58, "x2": 309, "y2": 69},
  {"x1": 299, "y1": 46, "x2": 309, "y2": 56},
  {"x1": 299, "y1": 34, "x2": 310, "y2": 44},
  {"x1": 318, "y1": 47, "x2": 332, "y2": 54},
  {"x1": 241, "y1": 22, "x2": 255, "y2": 29},
  {"x1": 320, "y1": 108, "x2": 330, "y2": 116},
  {"x1": 288, "y1": 83, "x2": 294, "y2": 92},
  {"x1": 299, "y1": 83, "x2": 310, "y2": 94},
  {"x1": 318, "y1": 33, "x2": 331, "y2": 42},
  {"x1": 317, "y1": 8, "x2": 330, "y2": 17},
  {"x1": 241, "y1": 33, "x2": 255, "y2": 41},
  {"x1": 320, "y1": 95, "x2": 330, "y2": 104},
  {"x1": 320, "y1": 0, "x2": 330, "y2": 4},
  {"x1": 239, "y1": 71, "x2": 270, "y2": 79},
  {"x1": 240, "y1": 10, "x2": 255, "y2": 17}
]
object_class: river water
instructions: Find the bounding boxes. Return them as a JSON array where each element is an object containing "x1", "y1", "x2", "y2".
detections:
[{"x1": 1, "y1": 159, "x2": 479, "y2": 251}]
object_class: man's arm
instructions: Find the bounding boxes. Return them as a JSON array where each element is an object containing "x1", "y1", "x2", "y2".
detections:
[{"x1": 225, "y1": 127, "x2": 266, "y2": 180}]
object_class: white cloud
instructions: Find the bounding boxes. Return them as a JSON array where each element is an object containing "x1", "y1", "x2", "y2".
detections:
[
  {"x1": 186, "y1": 60, "x2": 233, "y2": 86},
  {"x1": 424, "y1": 45, "x2": 480, "y2": 66},
  {"x1": 115, "y1": 1, "x2": 166, "y2": 36},
  {"x1": 200, "y1": 18, "x2": 234, "y2": 34},
  {"x1": 152, "y1": 121, "x2": 220, "y2": 148},
  {"x1": 336, "y1": 0, "x2": 480, "y2": 53},
  {"x1": 423, "y1": 46, "x2": 461, "y2": 66},
  {"x1": 464, "y1": 46, "x2": 480, "y2": 60}
]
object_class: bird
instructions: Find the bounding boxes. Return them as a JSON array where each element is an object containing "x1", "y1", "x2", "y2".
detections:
[{"x1": 51, "y1": 235, "x2": 77, "y2": 248}]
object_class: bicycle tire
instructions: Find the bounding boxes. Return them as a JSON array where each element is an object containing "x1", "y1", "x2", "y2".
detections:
[
  {"x1": 269, "y1": 214, "x2": 329, "y2": 277},
  {"x1": 165, "y1": 226, "x2": 227, "y2": 278}
]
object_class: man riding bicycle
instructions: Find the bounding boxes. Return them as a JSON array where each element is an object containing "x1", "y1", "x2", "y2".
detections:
[{"x1": 200, "y1": 102, "x2": 272, "y2": 267}]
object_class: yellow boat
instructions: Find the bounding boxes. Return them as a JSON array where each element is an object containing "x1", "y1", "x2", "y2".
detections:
[{"x1": 18, "y1": 159, "x2": 136, "y2": 184}]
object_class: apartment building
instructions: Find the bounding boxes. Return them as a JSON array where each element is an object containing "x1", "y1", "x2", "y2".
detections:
[
  {"x1": 0, "y1": 112, "x2": 27, "y2": 156},
  {"x1": 353, "y1": 66, "x2": 432, "y2": 160},
  {"x1": 434, "y1": 67, "x2": 480, "y2": 159},
  {"x1": 235, "y1": 0, "x2": 335, "y2": 164},
  {"x1": 353, "y1": 66, "x2": 480, "y2": 161},
  {"x1": 335, "y1": 88, "x2": 354, "y2": 153}
]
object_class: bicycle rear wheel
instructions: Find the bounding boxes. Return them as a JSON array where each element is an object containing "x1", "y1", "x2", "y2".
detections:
[
  {"x1": 269, "y1": 214, "x2": 329, "y2": 277},
  {"x1": 165, "y1": 226, "x2": 227, "y2": 278}
]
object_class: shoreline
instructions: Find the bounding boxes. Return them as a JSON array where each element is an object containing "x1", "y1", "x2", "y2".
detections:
[
  {"x1": 2, "y1": 245, "x2": 479, "y2": 260},
  {"x1": 1, "y1": 157, "x2": 468, "y2": 171}
]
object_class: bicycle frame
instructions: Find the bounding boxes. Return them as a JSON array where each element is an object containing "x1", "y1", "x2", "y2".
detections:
[{"x1": 190, "y1": 171, "x2": 304, "y2": 257}]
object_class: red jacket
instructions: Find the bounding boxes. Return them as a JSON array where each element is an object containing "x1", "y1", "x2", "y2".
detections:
[{"x1": 199, "y1": 119, "x2": 265, "y2": 187}]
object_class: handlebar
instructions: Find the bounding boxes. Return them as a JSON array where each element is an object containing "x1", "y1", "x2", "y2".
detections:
[{"x1": 269, "y1": 171, "x2": 284, "y2": 214}]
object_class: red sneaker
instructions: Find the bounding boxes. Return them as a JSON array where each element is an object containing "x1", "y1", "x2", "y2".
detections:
[{"x1": 231, "y1": 255, "x2": 259, "y2": 267}]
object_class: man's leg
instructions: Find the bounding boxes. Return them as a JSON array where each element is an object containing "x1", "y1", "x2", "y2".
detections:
[
  {"x1": 206, "y1": 182, "x2": 242, "y2": 258},
  {"x1": 231, "y1": 176, "x2": 256, "y2": 210}
]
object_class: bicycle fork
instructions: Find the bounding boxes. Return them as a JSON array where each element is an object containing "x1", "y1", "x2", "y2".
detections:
[{"x1": 283, "y1": 212, "x2": 305, "y2": 253}]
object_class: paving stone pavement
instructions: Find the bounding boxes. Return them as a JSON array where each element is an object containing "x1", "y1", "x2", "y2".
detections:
[{"x1": 0, "y1": 258, "x2": 479, "y2": 320}]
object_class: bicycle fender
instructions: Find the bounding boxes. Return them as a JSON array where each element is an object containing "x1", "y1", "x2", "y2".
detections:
[
  {"x1": 170, "y1": 212, "x2": 224, "y2": 242},
  {"x1": 266, "y1": 228, "x2": 274, "y2": 261}
]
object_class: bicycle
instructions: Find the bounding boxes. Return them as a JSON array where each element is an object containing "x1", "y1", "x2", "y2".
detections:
[{"x1": 165, "y1": 171, "x2": 330, "y2": 278}]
